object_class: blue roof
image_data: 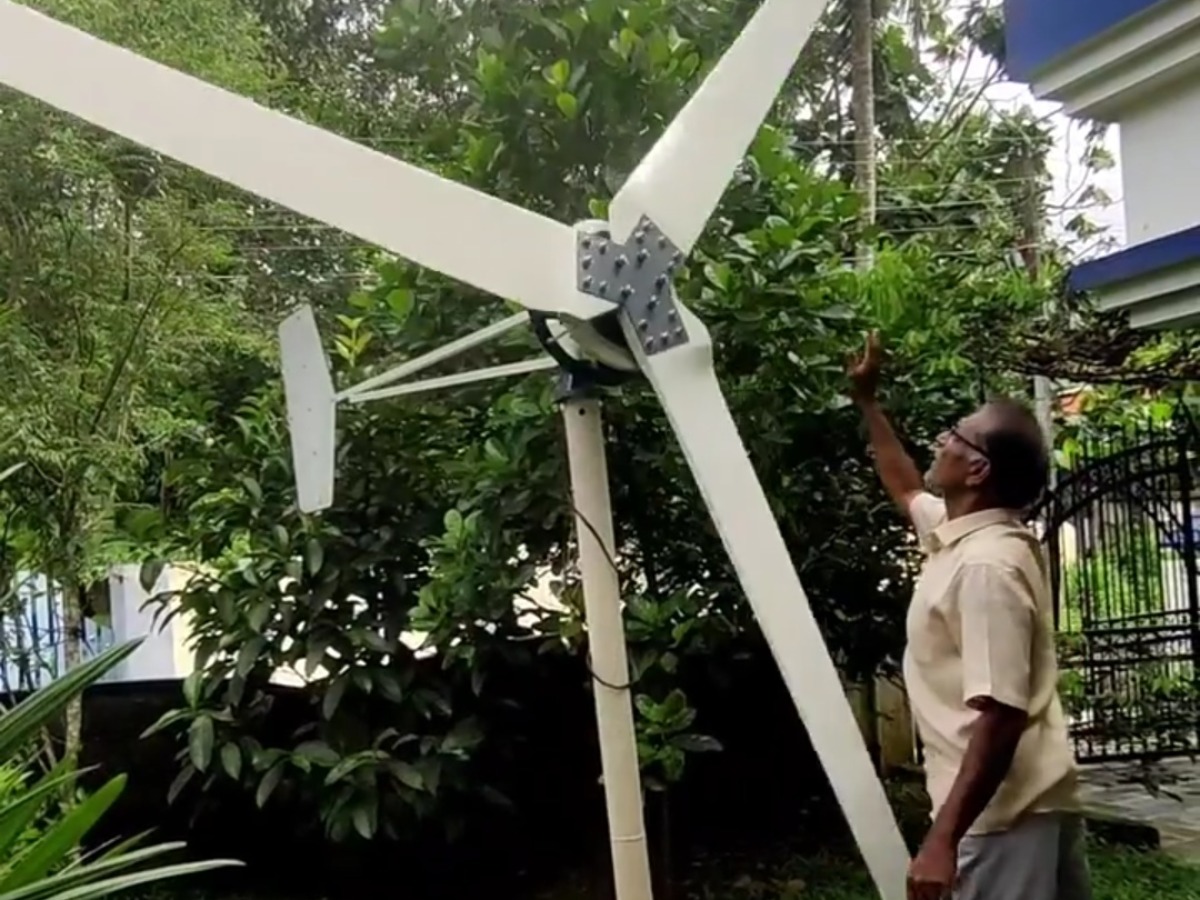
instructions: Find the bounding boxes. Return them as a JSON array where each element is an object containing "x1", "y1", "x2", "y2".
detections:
[
  {"x1": 1005, "y1": 0, "x2": 1169, "y2": 82},
  {"x1": 1070, "y1": 224, "x2": 1200, "y2": 293}
]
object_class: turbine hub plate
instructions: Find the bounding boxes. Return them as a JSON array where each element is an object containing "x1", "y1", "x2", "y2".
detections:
[{"x1": 575, "y1": 216, "x2": 689, "y2": 355}]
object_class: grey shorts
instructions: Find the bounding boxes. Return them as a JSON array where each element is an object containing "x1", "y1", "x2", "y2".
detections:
[{"x1": 955, "y1": 812, "x2": 1093, "y2": 900}]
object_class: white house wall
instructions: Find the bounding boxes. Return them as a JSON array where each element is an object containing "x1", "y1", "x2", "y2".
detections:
[
  {"x1": 1120, "y1": 85, "x2": 1200, "y2": 243},
  {"x1": 1005, "y1": 0, "x2": 1200, "y2": 327}
]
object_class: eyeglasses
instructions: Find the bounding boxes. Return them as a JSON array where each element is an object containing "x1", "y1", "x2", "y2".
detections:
[{"x1": 943, "y1": 424, "x2": 991, "y2": 459}]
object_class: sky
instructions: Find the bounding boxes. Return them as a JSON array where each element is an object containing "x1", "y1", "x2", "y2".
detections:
[{"x1": 948, "y1": 22, "x2": 1128, "y2": 260}]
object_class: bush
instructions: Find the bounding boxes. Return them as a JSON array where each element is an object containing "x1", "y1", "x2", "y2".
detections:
[{"x1": 0, "y1": 640, "x2": 241, "y2": 899}]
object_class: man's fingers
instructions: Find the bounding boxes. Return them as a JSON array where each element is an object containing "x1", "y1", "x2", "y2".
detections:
[
  {"x1": 907, "y1": 876, "x2": 950, "y2": 900},
  {"x1": 866, "y1": 329, "x2": 882, "y2": 359}
]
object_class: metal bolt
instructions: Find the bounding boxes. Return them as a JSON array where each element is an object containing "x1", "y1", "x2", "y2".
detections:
[
  {"x1": 659, "y1": 332, "x2": 670, "y2": 344},
  {"x1": 620, "y1": 285, "x2": 633, "y2": 300},
  {"x1": 638, "y1": 319, "x2": 649, "y2": 331},
  {"x1": 598, "y1": 241, "x2": 608, "y2": 255},
  {"x1": 598, "y1": 281, "x2": 608, "y2": 295},
  {"x1": 582, "y1": 238, "x2": 592, "y2": 250},
  {"x1": 615, "y1": 255, "x2": 628, "y2": 271},
  {"x1": 582, "y1": 256, "x2": 592, "y2": 270},
  {"x1": 658, "y1": 236, "x2": 668, "y2": 249},
  {"x1": 636, "y1": 248, "x2": 649, "y2": 266},
  {"x1": 582, "y1": 276, "x2": 593, "y2": 289},
  {"x1": 644, "y1": 337, "x2": 656, "y2": 351},
  {"x1": 655, "y1": 274, "x2": 667, "y2": 289},
  {"x1": 635, "y1": 230, "x2": 646, "y2": 244},
  {"x1": 672, "y1": 251, "x2": 682, "y2": 265},
  {"x1": 648, "y1": 295, "x2": 659, "y2": 309},
  {"x1": 667, "y1": 309, "x2": 677, "y2": 322},
  {"x1": 673, "y1": 326, "x2": 684, "y2": 338}
]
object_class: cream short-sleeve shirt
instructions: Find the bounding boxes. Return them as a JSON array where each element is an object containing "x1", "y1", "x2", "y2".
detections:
[{"x1": 904, "y1": 492, "x2": 1079, "y2": 835}]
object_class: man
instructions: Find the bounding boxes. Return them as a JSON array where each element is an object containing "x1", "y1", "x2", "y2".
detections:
[{"x1": 848, "y1": 332, "x2": 1091, "y2": 900}]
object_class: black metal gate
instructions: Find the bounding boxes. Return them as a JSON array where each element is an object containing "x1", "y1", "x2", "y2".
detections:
[{"x1": 1038, "y1": 415, "x2": 1200, "y2": 763}]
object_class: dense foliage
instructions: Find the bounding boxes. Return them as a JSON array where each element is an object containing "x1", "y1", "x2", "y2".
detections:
[{"x1": 0, "y1": 0, "x2": 1145, "y2": 849}]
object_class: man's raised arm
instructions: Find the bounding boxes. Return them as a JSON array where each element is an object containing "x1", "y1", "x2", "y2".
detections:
[{"x1": 847, "y1": 332, "x2": 925, "y2": 517}]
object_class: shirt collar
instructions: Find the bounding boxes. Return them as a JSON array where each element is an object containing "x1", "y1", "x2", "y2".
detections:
[{"x1": 926, "y1": 507, "x2": 1020, "y2": 552}]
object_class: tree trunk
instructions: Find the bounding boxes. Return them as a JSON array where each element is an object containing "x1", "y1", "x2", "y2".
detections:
[
  {"x1": 849, "y1": 0, "x2": 884, "y2": 773},
  {"x1": 849, "y1": 0, "x2": 877, "y2": 269},
  {"x1": 61, "y1": 580, "x2": 84, "y2": 765}
]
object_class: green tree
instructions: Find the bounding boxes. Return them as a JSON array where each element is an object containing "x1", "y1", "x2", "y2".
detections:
[{"x1": 0, "y1": 0, "x2": 277, "y2": 760}]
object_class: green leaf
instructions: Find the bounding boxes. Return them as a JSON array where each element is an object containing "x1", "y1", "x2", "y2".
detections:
[
  {"x1": 0, "y1": 855, "x2": 242, "y2": 900},
  {"x1": 166, "y1": 766, "x2": 194, "y2": 805},
  {"x1": 0, "y1": 764, "x2": 80, "y2": 860},
  {"x1": 322, "y1": 672, "x2": 351, "y2": 720},
  {"x1": 235, "y1": 636, "x2": 265, "y2": 677},
  {"x1": 294, "y1": 741, "x2": 338, "y2": 767},
  {"x1": 220, "y1": 743, "x2": 242, "y2": 780},
  {"x1": 374, "y1": 670, "x2": 405, "y2": 704},
  {"x1": 0, "y1": 641, "x2": 142, "y2": 764},
  {"x1": 351, "y1": 799, "x2": 376, "y2": 840},
  {"x1": 0, "y1": 461, "x2": 26, "y2": 485},
  {"x1": 246, "y1": 601, "x2": 272, "y2": 634},
  {"x1": 238, "y1": 475, "x2": 263, "y2": 504},
  {"x1": 138, "y1": 561, "x2": 165, "y2": 593},
  {"x1": 2, "y1": 775, "x2": 126, "y2": 889},
  {"x1": 387, "y1": 760, "x2": 423, "y2": 791},
  {"x1": 442, "y1": 717, "x2": 484, "y2": 753},
  {"x1": 324, "y1": 754, "x2": 373, "y2": 786},
  {"x1": 543, "y1": 58, "x2": 570, "y2": 88},
  {"x1": 139, "y1": 708, "x2": 190, "y2": 739},
  {"x1": 386, "y1": 288, "x2": 414, "y2": 321},
  {"x1": 182, "y1": 671, "x2": 203, "y2": 710},
  {"x1": 554, "y1": 92, "x2": 578, "y2": 119},
  {"x1": 305, "y1": 632, "x2": 333, "y2": 677},
  {"x1": 188, "y1": 717, "x2": 215, "y2": 773},
  {"x1": 255, "y1": 764, "x2": 285, "y2": 808},
  {"x1": 305, "y1": 538, "x2": 325, "y2": 576}
]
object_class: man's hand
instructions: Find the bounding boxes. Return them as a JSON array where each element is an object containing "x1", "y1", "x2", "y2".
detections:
[
  {"x1": 847, "y1": 330, "x2": 883, "y2": 403},
  {"x1": 907, "y1": 832, "x2": 957, "y2": 900}
]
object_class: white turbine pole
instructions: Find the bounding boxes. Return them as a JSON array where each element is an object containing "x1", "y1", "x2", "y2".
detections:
[{"x1": 562, "y1": 394, "x2": 653, "y2": 900}]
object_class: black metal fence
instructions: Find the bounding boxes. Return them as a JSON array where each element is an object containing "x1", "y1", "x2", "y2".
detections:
[
  {"x1": 1038, "y1": 414, "x2": 1200, "y2": 762},
  {"x1": 0, "y1": 573, "x2": 115, "y2": 694}
]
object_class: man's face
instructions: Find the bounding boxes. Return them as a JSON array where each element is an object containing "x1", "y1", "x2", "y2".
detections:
[{"x1": 925, "y1": 407, "x2": 992, "y2": 496}]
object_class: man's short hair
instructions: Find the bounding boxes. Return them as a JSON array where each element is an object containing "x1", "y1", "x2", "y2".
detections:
[{"x1": 981, "y1": 398, "x2": 1050, "y2": 511}]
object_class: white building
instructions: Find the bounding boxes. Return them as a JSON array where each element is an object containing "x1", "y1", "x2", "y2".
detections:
[{"x1": 1005, "y1": 0, "x2": 1200, "y2": 328}]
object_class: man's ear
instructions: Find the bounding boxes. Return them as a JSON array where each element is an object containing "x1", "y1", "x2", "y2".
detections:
[{"x1": 964, "y1": 456, "x2": 990, "y2": 489}]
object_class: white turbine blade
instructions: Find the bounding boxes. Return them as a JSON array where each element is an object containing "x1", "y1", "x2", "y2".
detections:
[
  {"x1": 0, "y1": 3, "x2": 609, "y2": 320},
  {"x1": 608, "y1": 0, "x2": 827, "y2": 250},
  {"x1": 623, "y1": 307, "x2": 908, "y2": 900},
  {"x1": 279, "y1": 306, "x2": 336, "y2": 514}
]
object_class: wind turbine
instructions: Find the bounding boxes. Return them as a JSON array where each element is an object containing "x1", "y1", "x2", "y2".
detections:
[{"x1": 0, "y1": 1, "x2": 909, "y2": 898}]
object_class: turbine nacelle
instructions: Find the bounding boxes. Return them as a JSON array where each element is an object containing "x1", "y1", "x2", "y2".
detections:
[{"x1": 279, "y1": 213, "x2": 713, "y2": 516}]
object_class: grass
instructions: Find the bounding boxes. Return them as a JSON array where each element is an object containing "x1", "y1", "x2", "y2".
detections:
[
  {"x1": 129, "y1": 840, "x2": 1200, "y2": 900},
  {"x1": 682, "y1": 840, "x2": 1200, "y2": 899}
]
